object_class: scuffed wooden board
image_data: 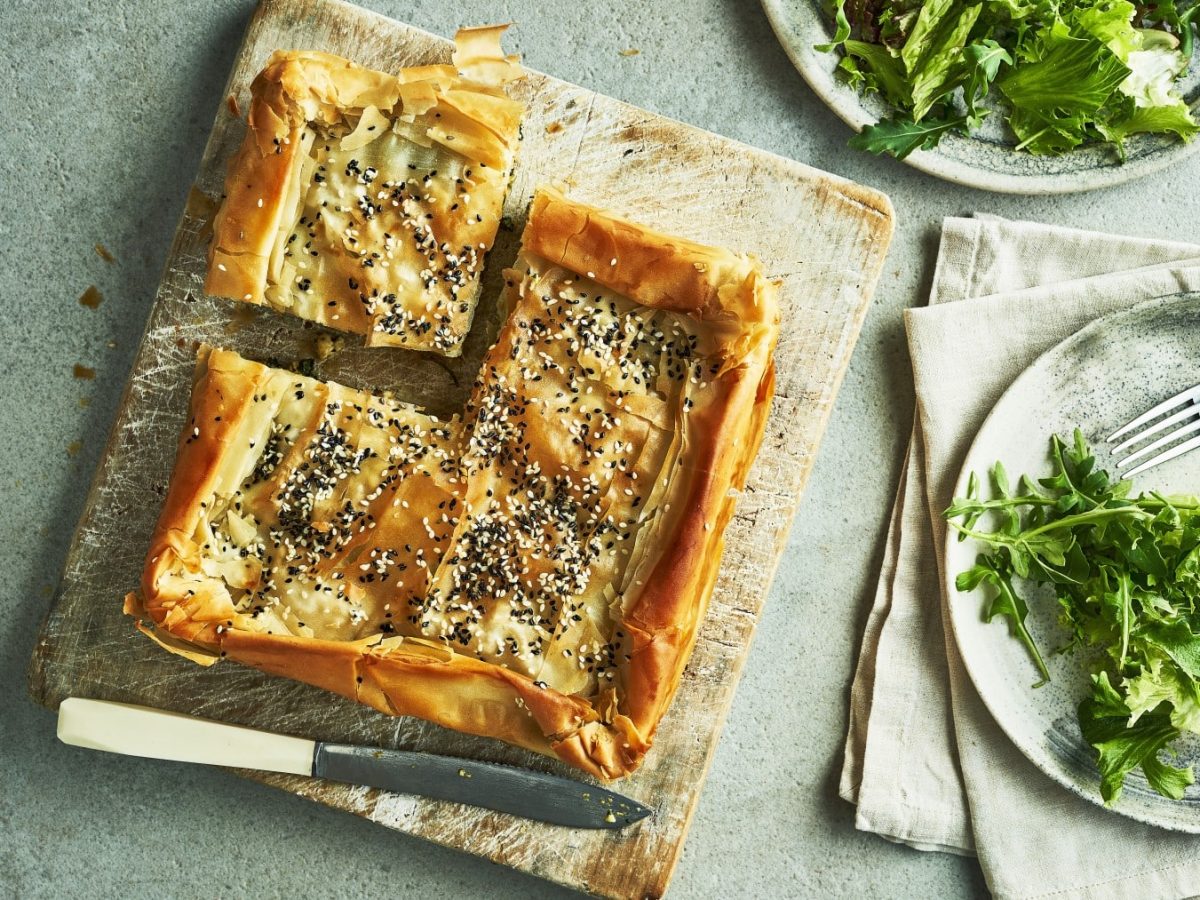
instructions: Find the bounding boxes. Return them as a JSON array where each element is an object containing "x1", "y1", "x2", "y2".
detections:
[{"x1": 26, "y1": 0, "x2": 894, "y2": 897}]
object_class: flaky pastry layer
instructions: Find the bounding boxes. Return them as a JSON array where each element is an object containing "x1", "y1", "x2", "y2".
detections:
[
  {"x1": 206, "y1": 26, "x2": 524, "y2": 356},
  {"x1": 131, "y1": 188, "x2": 780, "y2": 779}
]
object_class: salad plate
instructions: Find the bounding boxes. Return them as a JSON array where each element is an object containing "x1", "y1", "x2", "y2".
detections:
[
  {"x1": 761, "y1": 0, "x2": 1200, "y2": 194},
  {"x1": 945, "y1": 291, "x2": 1200, "y2": 832}
]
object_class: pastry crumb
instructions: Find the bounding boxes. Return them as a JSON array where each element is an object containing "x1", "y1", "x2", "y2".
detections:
[
  {"x1": 67, "y1": 440, "x2": 83, "y2": 457},
  {"x1": 313, "y1": 332, "x2": 341, "y2": 361},
  {"x1": 94, "y1": 243, "x2": 116, "y2": 264},
  {"x1": 225, "y1": 304, "x2": 259, "y2": 334},
  {"x1": 618, "y1": 48, "x2": 640, "y2": 57},
  {"x1": 79, "y1": 285, "x2": 104, "y2": 309},
  {"x1": 185, "y1": 187, "x2": 219, "y2": 243},
  {"x1": 73, "y1": 364, "x2": 96, "y2": 380},
  {"x1": 545, "y1": 121, "x2": 563, "y2": 134}
]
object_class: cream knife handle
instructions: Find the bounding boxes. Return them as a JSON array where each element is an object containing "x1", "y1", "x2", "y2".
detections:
[{"x1": 57, "y1": 697, "x2": 315, "y2": 776}]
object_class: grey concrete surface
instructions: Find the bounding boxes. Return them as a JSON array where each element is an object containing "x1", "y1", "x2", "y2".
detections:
[{"x1": 3, "y1": 1, "x2": 1198, "y2": 897}]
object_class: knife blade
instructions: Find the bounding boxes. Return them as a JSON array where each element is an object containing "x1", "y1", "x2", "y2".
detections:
[{"x1": 57, "y1": 697, "x2": 650, "y2": 830}]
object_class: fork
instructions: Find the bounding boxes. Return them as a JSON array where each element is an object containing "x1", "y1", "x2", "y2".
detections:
[{"x1": 1108, "y1": 384, "x2": 1200, "y2": 478}]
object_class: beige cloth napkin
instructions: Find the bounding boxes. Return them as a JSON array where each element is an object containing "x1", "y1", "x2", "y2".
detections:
[{"x1": 840, "y1": 214, "x2": 1200, "y2": 899}]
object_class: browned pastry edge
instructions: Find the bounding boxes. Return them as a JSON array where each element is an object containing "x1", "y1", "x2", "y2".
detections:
[
  {"x1": 517, "y1": 188, "x2": 781, "y2": 762},
  {"x1": 130, "y1": 191, "x2": 781, "y2": 780}
]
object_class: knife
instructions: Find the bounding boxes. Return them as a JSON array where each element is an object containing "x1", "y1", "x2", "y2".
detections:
[{"x1": 56, "y1": 697, "x2": 650, "y2": 830}]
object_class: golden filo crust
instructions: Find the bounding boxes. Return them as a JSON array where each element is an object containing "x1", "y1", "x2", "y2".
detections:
[
  {"x1": 206, "y1": 26, "x2": 524, "y2": 356},
  {"x1": 131, "y1": 189, "x2": 780, "y2": 779}
]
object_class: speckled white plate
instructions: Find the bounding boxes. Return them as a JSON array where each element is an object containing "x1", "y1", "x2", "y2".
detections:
[
  {"x1": 761, "y1": 0, "x2": 1200, "y2": 194},
  {"x1": 946, "y1": 292, "x2": 1200, "y2": 831}
]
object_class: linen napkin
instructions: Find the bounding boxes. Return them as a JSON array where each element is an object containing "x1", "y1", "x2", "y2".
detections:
[{"x1": 840, "y1": 214, "x2": 1200, "y2": 899}]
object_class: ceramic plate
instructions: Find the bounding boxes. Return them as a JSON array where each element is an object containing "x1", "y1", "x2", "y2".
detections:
[
  {"x1": 945, "y1": 292, "x2": 1200, "y2": 832},
  {"x1": 760, "y1": 0, "x2": 1200, "y2": 194}
]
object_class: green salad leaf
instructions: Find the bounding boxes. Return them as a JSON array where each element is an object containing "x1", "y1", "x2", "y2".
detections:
[
  {"x1": 815, "y1": 0, "x2": 1200, "y2": 159},
  {"x1": 997, "y1": 30, "x2": 1131, "y2": 153},
  {"x1": 840, "y1": 40, "x2": 912, "y2": 107},
  {"x1": 956, "y1": 552, "x2": 1051, "y2": 684},
  {"x1": 1079, "y1": 672, "x2": 1192, "y2": 804},
  {"x1": 963, "y1": 40, "x2": 1014, "y2": 121},
  {"x1": 1098, "y1": 100, "x2": 1200, "y2": 158},
  {"x1": 1074, "y1": 0, "x2": 1142, "y2": 59},
  {"x1": 849, "y1": 113, "x2": 970, "y2": 156},
  {"x1": 946, "y1": 430, "x2": 1200, "y2": 804},
  {"x1": 817, "y1": 0, "x2": 853, "y2": 52}
]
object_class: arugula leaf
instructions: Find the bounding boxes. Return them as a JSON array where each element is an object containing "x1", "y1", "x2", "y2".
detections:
[
  {"x1": 956, "y1": 552, "x2": 1051, "y2": 685},
  {"x1": 849, "y1": 114, "x2": 968, "y2": 158},
  {"x1": 963, "y1": 40, "x2": 1014, "y2": 122},
  {"x1": 1079, "y1": 672, "x2": 1192, "y2": 805},
  {"x1": 1099, "y1": 570, "x2": 1133, "y2": 669}
]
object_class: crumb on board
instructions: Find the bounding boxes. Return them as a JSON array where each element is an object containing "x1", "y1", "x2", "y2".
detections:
[
  {"x1": 225, "y1": 304, "x2": 259, "y2": 334},
  {"x1": 67, "y1": 440, "x2": 82, "y2": 457},
  {"x1": 78, "y1": 397, "x2": 91, "y2": 408},
  {"x1": 73, "y1": 364, "x2": 96, "y2": 380},
  {"x1": 79, "y1": 286, "x2": 103, "y2": 309},
  {"x1": 545, "y1": 121, "x2": 563, "y2": 134},
  {"x1": 94, "y1": 244, "x2": 115, "y2": 264},
  {"x1": 312, "y1": 332, "x2": 341, "y2": 361},
  {"x1": 618, "y1": 48, "x2": 640, "y2": 57}
]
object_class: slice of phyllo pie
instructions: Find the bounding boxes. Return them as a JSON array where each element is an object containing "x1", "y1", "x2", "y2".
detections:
[{"x1": 206, "y1": 26, "x2": 524, "y2": 356}]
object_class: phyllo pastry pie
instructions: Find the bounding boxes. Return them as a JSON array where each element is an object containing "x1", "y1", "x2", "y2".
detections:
[
  {"x1": 130, "y1": 189, "x2": 781, "y2": 779},
  {"x1": 206, "y1": 26, "x2": 524, "y2": 356}
]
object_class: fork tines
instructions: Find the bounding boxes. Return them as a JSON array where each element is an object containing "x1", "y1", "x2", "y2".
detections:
[{"x1": 1108, "y1": 383, "x2": 1200, "y2": 478}]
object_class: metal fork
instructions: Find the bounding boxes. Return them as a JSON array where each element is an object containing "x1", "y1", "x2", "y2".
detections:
[{"x1": 1109, "y1": 384, "x2": 1200, "y2": 477}]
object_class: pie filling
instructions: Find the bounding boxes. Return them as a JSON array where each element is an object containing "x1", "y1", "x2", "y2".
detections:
[
  {"x1": 170, "y1": 248, "x2": 719, "y2": 702},
  {"x1": 267, "y1": 117, "x2": 508, "y2": 354}
]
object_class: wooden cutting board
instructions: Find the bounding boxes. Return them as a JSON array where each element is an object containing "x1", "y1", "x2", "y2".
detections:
[{"x1": 27, "y1": 0, "x2": 894, "y2": 896}]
